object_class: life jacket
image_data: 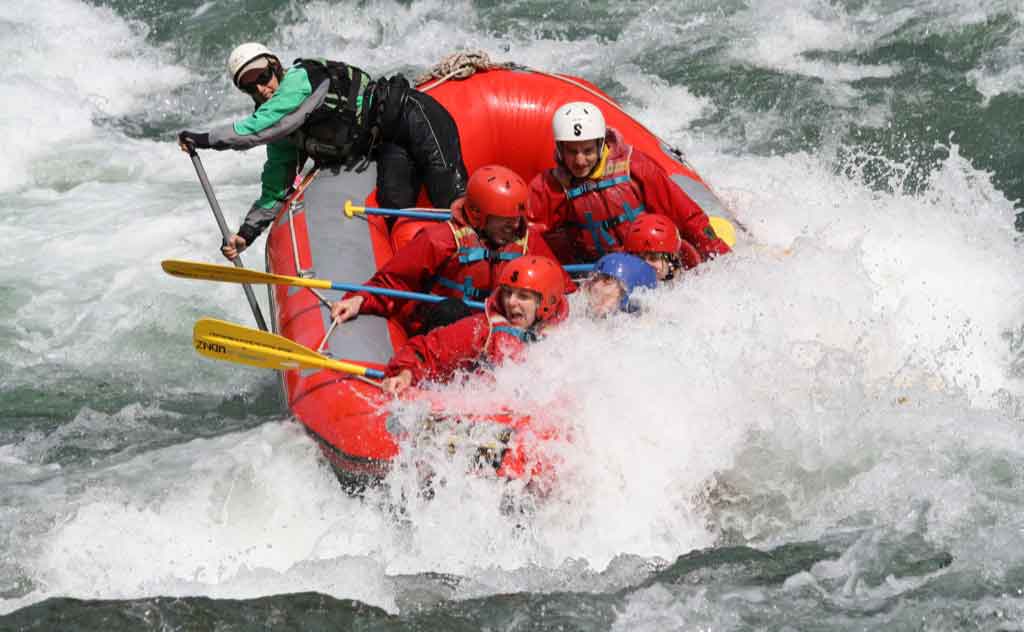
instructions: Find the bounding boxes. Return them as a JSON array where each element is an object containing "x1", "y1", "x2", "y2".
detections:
[
  {"x1": 430, "y1": 217, "x2": 529, "y2": 302},
  {"x1": 549, "y1": 128, "x2": 646, "y2": 260},
  {"x1": 292, "y1": 58, "x2": 376, "y2": 166},
  {"x1": 479, "y1": 310, "x2": 533, "y2": 369},
  {"x1": 477, "y1": 290, "x2": 569, "y2": 370}
]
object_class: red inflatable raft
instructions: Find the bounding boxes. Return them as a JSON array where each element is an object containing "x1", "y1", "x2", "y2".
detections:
[{"x1": 262, "y1": 68, "x2": 733, "y2": 491}]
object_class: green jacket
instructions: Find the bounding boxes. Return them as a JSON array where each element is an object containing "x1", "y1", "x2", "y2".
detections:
[{"x1": 208, "y1": 66, "x2": 326, "y2": 244}]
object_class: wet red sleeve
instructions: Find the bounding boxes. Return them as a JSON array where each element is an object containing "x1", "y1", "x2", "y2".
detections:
[
  {"x1": 385, "y1": 313, "x2": 490, "y2": 384},
  {"x1": 527, "y1": 173, "x2": 557, "y2": 231},
  {"x1": 527, "y1": 173, "x2": 576, "y2": 264},
  {"x1": 631, "y1": 152, "x2": 731, "y2": 260},
  {"x1": 526, "y1": 227, "x2": 577, "y2": 293},
  {"x1": 342, "y1": 225, "x2": 457, "y2": 316}
]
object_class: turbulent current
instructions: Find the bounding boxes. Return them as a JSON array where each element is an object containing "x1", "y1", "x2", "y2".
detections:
[{"x1": 2, "y1": 0, "x2": 1024, "y2": 629}]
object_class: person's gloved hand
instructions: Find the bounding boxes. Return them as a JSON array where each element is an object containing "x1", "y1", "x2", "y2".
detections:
[{"x1": 178, "y1": 131, "x2": 211, "y2": 152}]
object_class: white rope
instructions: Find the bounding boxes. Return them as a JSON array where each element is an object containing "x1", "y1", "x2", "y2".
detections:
[
  {"x1": 286, "y1": 168, "x2": 319, "y2": 277},
  {"x1": 284, "y1": 168, "x2": 333, "y2": 314},
  {"x1": 417, "y1": 50, "x2": 517, "y2": 92},
  {"x1": 354, "y1": 375, "x2": 384, "y2": 389},
  {"x1": 281, "y1": 168, "x2": 340, "y2": 353},
  {"x1": 317, "y1": 318, "x2": 338, "y2": 353}
]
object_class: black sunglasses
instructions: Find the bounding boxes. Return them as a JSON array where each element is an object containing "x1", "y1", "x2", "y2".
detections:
[{"x1": 238, "y1": 66, "x2": 275, "y2": 94}]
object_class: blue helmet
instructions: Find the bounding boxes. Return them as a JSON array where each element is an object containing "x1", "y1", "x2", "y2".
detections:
[{"x1": 591, "y1": 253, "x2": 658, "y2": 312}]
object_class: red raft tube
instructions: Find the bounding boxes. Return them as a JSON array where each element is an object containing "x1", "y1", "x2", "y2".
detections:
[{"x1": 262, "y1": 67, "x2": 735, "y2": 492}]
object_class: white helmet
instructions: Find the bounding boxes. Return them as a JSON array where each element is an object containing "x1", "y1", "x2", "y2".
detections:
[
  {"x1": 227, "y1": 42, "x2": 277, "y2": 87},
  {"x1": 552, "y1": 101, "x2": 606, "y2": 143}
]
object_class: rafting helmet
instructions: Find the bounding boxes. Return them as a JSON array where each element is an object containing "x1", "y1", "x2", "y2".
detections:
[
  {"x1": 461, "y1": 165, "x2": 528, "y2": 230},
  {"x1": 591, "y1": 253, "x2": 658, "y2": 312},
  {"x1": 227, "y1": 43, "x2": 280, "y2": 88},
  {"x1": 552, "y1": 101, "x2": 606, "y2": 142},
  {"x1": 498, "y1": 256, "x2": 566, "y2": 321},
  {"x1": 623, "y1": 214, "x2": 683, "y2": 256},
  {"x1": 623, "y1": 214, "x2": 685, "y2": 279}
]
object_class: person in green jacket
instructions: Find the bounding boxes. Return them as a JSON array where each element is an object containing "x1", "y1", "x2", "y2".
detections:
[{"x1": 178, "y1": 43, "x2": 468, "y2": 260}]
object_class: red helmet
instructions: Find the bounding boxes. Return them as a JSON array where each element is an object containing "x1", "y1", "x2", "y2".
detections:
[
  {"x1": 623, "y1": 214, "x2": 683, "y2": 255},
  {"x1": 461, "y1": 165, "x2": 528, "y2": 230},
  {"x1": 497, "y1": 256, "x2": 565, "y2": 321}
]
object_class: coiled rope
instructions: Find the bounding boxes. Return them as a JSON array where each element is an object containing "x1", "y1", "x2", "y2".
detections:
[{"x1": 415, "y1": 50, "x2": 519, "y2": 88}]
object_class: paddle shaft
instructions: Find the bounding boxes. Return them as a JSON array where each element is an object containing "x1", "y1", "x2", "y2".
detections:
[
  {"x1": 161, "y1": 260, "x2": 486, "y2": 310},
  {"x1": 346, "y1": 203, "x2": 738, "y2": 250},
  {"x1": 330, "y1": 281, "x2": 484, "y2": 309},
  {"x1": 363, "y1": 207, "x2": 451, "y2": 220},
  {"x1": 563, "y1": 263, "x2": 594, "y2": 274},
  {"x1": 187, "y1": 148, "x2": 269, "y2": 332}
]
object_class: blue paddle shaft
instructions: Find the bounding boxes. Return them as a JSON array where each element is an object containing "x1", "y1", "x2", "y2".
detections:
[
  {"x1": 564, "y1": 263, "x2": 595, "y2": 274},
  {"x1": 330, "y1": 282, "x2": 484, "y2": 310},
  {"x1": 363, "y1": 207, "x2": 452, "y2": 220},
  {"x1": 359, "y1": 206, "x2": 593, "y2": 277}
]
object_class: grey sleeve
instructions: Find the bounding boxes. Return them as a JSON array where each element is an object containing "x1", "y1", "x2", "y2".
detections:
[
  {"x1": 207, "y1": 81, "x2": 330, "y2": 150},
  {"x1": 237, "y1": 200, "x2": 287, "y2": 245}
]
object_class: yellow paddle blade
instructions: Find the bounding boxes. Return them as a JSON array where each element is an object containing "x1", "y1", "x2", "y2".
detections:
[
  {"x1": 162, "y1": 260, "x2": 330, "y2": 290},
  {"x1": 709, "y1": 216, "x2": 737, "y2": 248},
  {"x1": 192, "y1": 318, "x2": 382, "y2": 378}
]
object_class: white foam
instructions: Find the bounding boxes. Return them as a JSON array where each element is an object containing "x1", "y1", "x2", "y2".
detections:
[
  {"x1": 0, "y1": 0, "x2": 189, "y2": 193},
  {"x1": 0, "y1": 422, "x2": 399, "y2": 614},
  {"x1": 350, "y1": 130, "x2": 1024, "y2": 579},
  {"x1": 968, "y1": 20, "x2": 1024, "y2": 102},
  {"x1": 0, "y1": 134, "x2": 270, "y2": 395},
  {"x1": 727, "y1": 0, "x2": 902, "y2": 88},
  {"x1": 615, "y1": 72, "x2": 714, "y2": 136},
  {"x1": 3, "y1": 0, "x2": 1024, "y2": 617}
]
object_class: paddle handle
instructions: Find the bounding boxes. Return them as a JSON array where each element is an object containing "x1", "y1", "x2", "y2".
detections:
[
  {"x1": 333, "y1": 282, "x2": 484, "y2": 310},
  {"x1": 187, "y1": 149, "x2": 269, "y2": 332},
  {"x1": 344, "y1": 200, "x2": 451, "y2": 221}
]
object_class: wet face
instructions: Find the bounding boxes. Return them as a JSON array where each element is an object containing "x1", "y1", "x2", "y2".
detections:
[
  {"x1": 585, "y1": 275, "x2": 625, "y2": 318},
  {"x1": 558, "y1": 140, "x2": 601, "y2": 178},
  {"x1": 501, "y1": 287, "x2": 541, "y2": 328},
  {"x1": 639, "y1": 252, "x2": 671, "y2": 281},
  {"x1": 483, "y1": 215, "x2": 521, "y2": 247},
  {"x1": 238, "y1": 65, "x2": 280, "y2": 104}
]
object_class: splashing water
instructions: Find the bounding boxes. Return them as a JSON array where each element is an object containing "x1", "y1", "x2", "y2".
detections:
[{"x1": 2, "y1": 0, "x2": 1024, "y2": 628}]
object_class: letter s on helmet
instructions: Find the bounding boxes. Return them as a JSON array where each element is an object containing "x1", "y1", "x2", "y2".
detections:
[
  {"x1": 462, "y1": 165, "x2": 528, "y2": 230},
  {"x1": 552, "y1": 101, "x2": 606, "y2": 142},
  {"x1": 592, "y1": 253, "x2": 657, "y2": 312},
  {"x1": 623, "y1": 214, "x2": 682, "y2": 256},
  {"x1": 227, "y1": 43, "x2": 278, "y2": 88},
  {"x1": 498, "y1": 256, "x2": 566, "y2": 321}
]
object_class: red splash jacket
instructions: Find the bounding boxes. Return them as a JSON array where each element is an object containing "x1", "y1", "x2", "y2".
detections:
[
  {"x1": 385, "y1": 293, "x2": 569, "y2": 386},
  {"x1": 527, "y1": 128, "x2": 731, "y2": 263}
]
